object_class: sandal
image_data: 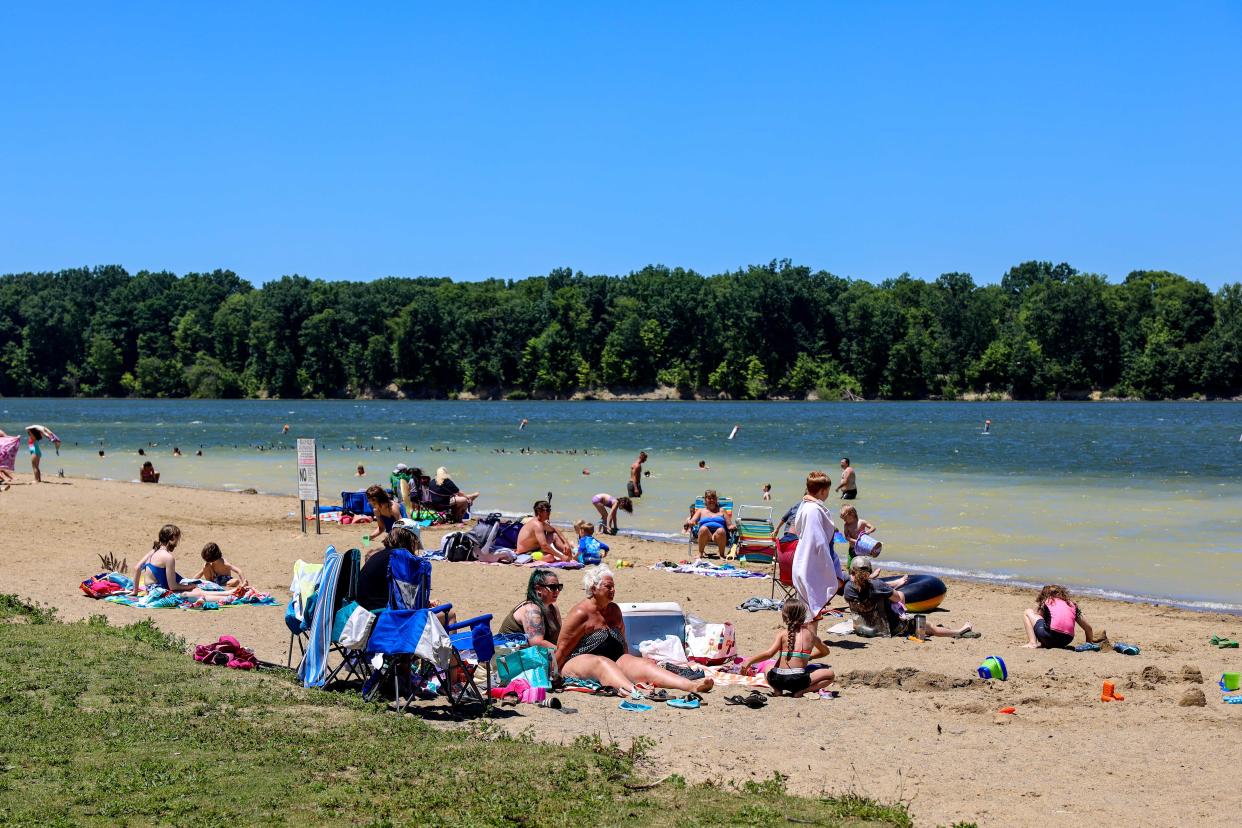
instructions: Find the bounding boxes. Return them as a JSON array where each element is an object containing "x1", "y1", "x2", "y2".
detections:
[
  {"x1": 593, "y1": 685, "x2": 619, "y2": 697},
  {"x1": 726, "y1": 691, "x2": 767, "y2": 709},
  {"x1": 618, "y1": 700, "x2": 652, "y2": 712},
  {"x1": 646, "y1": 688, "x2": 671, "y2": 702}
]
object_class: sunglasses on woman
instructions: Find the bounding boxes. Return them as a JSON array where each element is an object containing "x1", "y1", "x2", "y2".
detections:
[{"x1": 538, "y1": 582, "x2": 563, "y2": 592}]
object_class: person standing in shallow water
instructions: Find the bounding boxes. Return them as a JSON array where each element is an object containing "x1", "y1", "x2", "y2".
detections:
[
  {"x1": 836, "y1": 457, "x2": 857, "y2": 500},
  {"x1": 628, "y1": 451, "x2": 647, "y2": 498}
]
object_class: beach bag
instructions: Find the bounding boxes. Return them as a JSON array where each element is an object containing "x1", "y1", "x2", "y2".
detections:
[
  {"x1": 639, "y1": 634, "x2": 690, "y2": 666},
  {"x1": 441, "y1": 531, "x2": 479, "y2": 562},
  {"x1": 81, "y1": 574, "x2": 123, "y2": 599},
  {"x1": 467, "y1": 513, "x2": 503, "y2": 554},
  {"x1": 492, "y1": 519, "x2": 523, "y2": 551},
  {"x1": 333, "y1": 601, "x2": 377, "y2": 649},
  {"x1": 685, "y1": 617, "x2": 737, "y2": 665},
  {"x1": 496, "y1": 645, "x2": 552, "y2": 690}
]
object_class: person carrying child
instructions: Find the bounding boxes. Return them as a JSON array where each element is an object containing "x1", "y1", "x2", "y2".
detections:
[
  {"x1": 574, "y1": 520, "x2": 610, "y2": 565},
  {"x1": 1022, "y1": 584, "x2": 1106, "y2": 649},
  {"x1": 197, "y1": 542, "x2": 248, "y2": 590},
  {"x1": 738, "y1": 597, "x2": 835, "y2": 698}
]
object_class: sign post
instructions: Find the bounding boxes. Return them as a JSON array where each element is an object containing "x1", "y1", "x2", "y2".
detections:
[{"x1": 297, "y1": 438, "x2": 321, "y2": 535}]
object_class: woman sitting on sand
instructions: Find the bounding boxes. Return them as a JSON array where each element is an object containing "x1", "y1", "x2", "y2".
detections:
[
  {"x1": 555, "y1": 566, "x2": 713, "y2": 696},
  {"x1": 140, "y1": 461, "x2": 160, "y2": 483},
  {"x1": 129, "y1": 524, "x2": 213, "y2": 598},
  {"x1": 590, "y1": 493, "x2": 632, "y2": 535},
  {"x1": 427, "y1": 467, "x2": 479, "y2": 523},
  {"x1": 843, "y1": 556, "x2": 977, "y2": 639},
  {"x1": 498, "y1": 569, "x2": 564, "y2": 652},
  {"x1": 1022, "y1": 584, "x2": 1106, "y2": 649}
]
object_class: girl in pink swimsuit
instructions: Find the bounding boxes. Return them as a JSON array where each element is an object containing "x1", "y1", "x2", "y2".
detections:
[
  {"x1": 1022, "y1": 584, "x2": 1107, "y2": 649},
  {"x1": 590, "y1": 493, "x2": 632, "y2": 535}
]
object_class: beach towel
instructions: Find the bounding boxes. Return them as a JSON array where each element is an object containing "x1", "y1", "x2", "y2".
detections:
[
  {"x1": 0, "y1": 436, "x2": 19, "y2": 471},
  {"x1": 299, "y1": 546, "x2": 344, "y2": 688},
  {"x1": 194, "y1": 635, "x2": 257, "y2": 670},
  {"x1": 790, "y1": 500, "x2": 843, "y2": 617},
  {"x1": 650, "y1": 560, "x2": 768, "y2": 579}
]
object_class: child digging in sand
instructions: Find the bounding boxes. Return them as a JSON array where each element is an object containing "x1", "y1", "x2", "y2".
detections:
[
  {"x1": 1022, "y1": 584, "x2": 1106, "y2": 649},
  {"x1": 739, "y1": 597, "x2": 835, "y2": 698},
  {"x1": 197, "y1": 542, "x2": 248, "y2": 590}
]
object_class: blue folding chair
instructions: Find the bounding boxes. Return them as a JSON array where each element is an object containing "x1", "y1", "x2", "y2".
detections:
[{"x1": 362, "y1": 549, "x2": 495, "y2": 715}]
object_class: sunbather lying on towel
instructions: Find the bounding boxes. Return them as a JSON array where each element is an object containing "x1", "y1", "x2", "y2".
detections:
[
  {"x1": 128, "y1": 524, "x2": 216, "y2": 598},
  {"x1": 555, "y1": 566, "x2": 713, "y2": 696}
]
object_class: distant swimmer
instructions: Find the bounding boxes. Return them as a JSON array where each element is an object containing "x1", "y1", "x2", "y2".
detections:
[
  {"x1": 698, "y1": 460, "x2": 709, "y2": 471},
  {"x1": 983, "y1": 419, "x2": 992, "y2": 434},
  {"x1": 762, "y1": 483, "x2": 772, "y2": 501},
  {"x1": 173, "y1": 446, "x2": 182, "y2": 457},
  {"x1": 582, "y1": 468, "x2": 590, "y2": 475},
  {"x1": 356, "y1": 464, "x2": 366, "y2": 477},
  {"x1": 836, "y1": 457, "x2": 857, "y2": 500},
  {"x1": 282, "y1": 424, "x2": 290, "y2": 434},
  {"x1": 628, "y1": 451, "x2": 648, "y2": 498},
  {"x1": 519, "y1": 418, "x2": 529, "y2": 430}
]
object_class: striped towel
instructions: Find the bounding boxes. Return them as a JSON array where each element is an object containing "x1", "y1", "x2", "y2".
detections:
[{"x1": 299, "y1": 546, "x2": 343, "y2": 688}]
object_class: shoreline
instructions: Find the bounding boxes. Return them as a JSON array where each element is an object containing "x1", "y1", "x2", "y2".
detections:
[
  {"x1": 5, "y1": 475, "x2": 1240, "y2": 827},
  {"x1": 42, "y1": 471, "x2": 1242, "y2": 616}
]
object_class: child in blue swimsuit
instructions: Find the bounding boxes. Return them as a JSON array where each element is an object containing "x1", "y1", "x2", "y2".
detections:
[{"x1": 573, "y1": 521, "x2": 610, "y2": 565}]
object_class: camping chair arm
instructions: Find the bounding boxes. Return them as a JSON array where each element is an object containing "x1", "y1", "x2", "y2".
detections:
[{"x1": 446, "y1": 613, "x2": 493, "y2": 634}]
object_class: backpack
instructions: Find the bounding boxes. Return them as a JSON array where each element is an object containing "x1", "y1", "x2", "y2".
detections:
[
  {"x1": 441, "y1": 531, "x2": 479, "y2": 562},
  {"x1": 492, "y1": 518, "x2": 524, "y2": 550},
  {"x1": 467, "y1": 513, "x2": 503, "y2": 554}
]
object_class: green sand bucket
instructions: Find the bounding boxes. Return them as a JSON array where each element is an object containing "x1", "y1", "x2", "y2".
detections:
[
  {"x1": 976, "y1": 655, "x2": 1008, "y2": 681},
  {"x1": 1221, "y1": 672, "x2": 1241, "y2": 692}
]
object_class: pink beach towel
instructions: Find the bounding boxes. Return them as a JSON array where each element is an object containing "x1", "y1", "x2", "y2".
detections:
[{"x1": 0, "y1": 436, "x2": 18, "y2": 471}]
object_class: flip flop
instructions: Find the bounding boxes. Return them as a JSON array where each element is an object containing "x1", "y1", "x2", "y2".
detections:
[
  {"x1": 725, "y1": 691, "x2": 768, "y2": 709},
  {"x1": 645, "y1": 688, "x2": 671, "y2": 701},
  {"x1": 667, "y1": 695, "x2": 701, "y2": 709},
  {"x1": 956, "y1": 630, "x2": 982, "y2": 639},
  {"x1": 1074, "y1": 643, "x2": 1101, "y2": 652},
  {"x1": 593, "y1": 685, "x2": 619, "y2": 697},
  {"x1": 618, "y1": 700, "x2": 652, "y2": 712}
]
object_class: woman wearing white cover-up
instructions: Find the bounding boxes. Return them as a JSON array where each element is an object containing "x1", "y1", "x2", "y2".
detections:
[{"x1": 791, "y1": 471, "x2": 845, "y2": 620}]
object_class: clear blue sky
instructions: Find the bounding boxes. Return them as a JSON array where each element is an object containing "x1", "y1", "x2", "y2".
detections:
[{"x1": 2, "y1": 3, "x2": 1239, "y2": 288}]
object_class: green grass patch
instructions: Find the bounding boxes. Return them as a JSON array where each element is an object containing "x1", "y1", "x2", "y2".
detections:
[{"x1": 0, "y1": 595, "x2": 913, "y2": 827}]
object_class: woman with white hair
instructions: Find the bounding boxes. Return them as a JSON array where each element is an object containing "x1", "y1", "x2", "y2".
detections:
[
  {"x1": 555, "y1": 566, "x2": 714, "y2": 696},
  {"x1": 427, "y1": 466, "x2": 479, "y2": 523}
]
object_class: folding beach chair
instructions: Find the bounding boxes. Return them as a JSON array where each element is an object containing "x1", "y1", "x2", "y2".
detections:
[
  {"x1": 686, "y1": 495, "x2": 737, "y2": 558},
  {"x1": 362, "y1": 548, "x2": 495, "y2": 715},
  {"x1": 771, "y1": 535, "x2": 799, "y2": 602},
  {"x1": 285, "y1": 558, "x2": 324, "y2": 667},
  {"x1": 734, "y1": 505, "x2": 776, "y2": 565},
  {"x1": 296, "y1": 546, "x2": 365, "y2": 688}
]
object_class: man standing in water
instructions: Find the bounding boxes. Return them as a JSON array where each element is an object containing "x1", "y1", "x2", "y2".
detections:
[
  {"x1": 836, "y1": 457, "x2": 857, "y2": 500},
  {"x1": 628, "y1": 451, "x2": 648, "y2": 498}
]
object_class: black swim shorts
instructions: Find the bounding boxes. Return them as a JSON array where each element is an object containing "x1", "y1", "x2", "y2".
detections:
[
  {"x1": 627, "y1": 480, "x2": 642, "y2": 498},
  {"x1": 840, "y1": 490, "x2": 857, "y2": 500}
]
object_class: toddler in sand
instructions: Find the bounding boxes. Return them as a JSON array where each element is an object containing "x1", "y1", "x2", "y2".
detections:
[
  {"x1": 573, "y1": 520, "x2": 609, "y2": 565},
  {"x1": 197, "y1": 542, "x2": 248, "y2": 590},
  {"x1": 1022, "y1": 584, "x2": 1106, "y2": 649}
]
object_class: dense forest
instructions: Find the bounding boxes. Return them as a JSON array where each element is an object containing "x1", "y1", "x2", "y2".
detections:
[{"x1": 0, "y1": 261, "x2": 1238, "y2": 401}]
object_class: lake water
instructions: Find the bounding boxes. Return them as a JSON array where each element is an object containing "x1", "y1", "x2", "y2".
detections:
[{"x1": 5, "y1": 399, "x2": 1240, "y2": 611}]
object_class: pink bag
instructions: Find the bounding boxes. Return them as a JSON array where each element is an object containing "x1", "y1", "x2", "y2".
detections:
[{"x1": 193, "y1": 634, "x2": 257, "y2": 670}]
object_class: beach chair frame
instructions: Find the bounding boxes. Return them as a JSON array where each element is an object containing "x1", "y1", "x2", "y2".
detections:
[
  {"x1": 771, "y1": 536, "x2": 799, "y2": 602},
  {"x1": 734, "y1": 504, "x2": 776, "y2": 565}
]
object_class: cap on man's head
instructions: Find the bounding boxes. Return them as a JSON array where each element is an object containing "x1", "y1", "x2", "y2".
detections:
[
  {"x1": 394, "y1": 462, "x2": 408, "y2": 472},
  {"x1": 850, "y1": 556, "x2": 873, "y2": 572}
]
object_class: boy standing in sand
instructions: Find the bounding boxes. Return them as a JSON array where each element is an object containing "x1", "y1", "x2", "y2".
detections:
[{"x1": 628, "y1": 451, "x2": 647, "y2": 498}]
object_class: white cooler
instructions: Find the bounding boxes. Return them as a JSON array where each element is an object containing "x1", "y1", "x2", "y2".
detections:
[{"x1": 619, "y1": 601, "x2": 686, "y2": 657}]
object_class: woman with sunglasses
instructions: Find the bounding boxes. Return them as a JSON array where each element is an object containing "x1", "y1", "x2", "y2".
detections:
[{"x1": 499, "y1": 569, "x2": 565, "y2": 652}]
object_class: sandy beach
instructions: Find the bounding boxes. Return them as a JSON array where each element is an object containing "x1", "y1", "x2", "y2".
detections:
[{"x1": 2, "y1": 475, "x2": 1239, "y2": 826}]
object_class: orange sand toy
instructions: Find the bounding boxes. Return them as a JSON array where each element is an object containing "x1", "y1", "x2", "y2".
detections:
[{"x1": 1102, "y1": 681, "x2": 1125, "y2": 702}]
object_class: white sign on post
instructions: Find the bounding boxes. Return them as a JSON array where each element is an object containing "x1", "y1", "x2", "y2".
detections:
[{"x1": 297, "y1": 438, "x2": 319, "y2": 500}]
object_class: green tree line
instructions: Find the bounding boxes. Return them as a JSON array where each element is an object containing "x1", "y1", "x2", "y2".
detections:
[{"x1": 1, "y1": 261, "x2": 1239, "y2": 400}]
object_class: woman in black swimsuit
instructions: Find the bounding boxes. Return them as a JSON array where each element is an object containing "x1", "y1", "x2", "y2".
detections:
[{"x1": 555, "y1": 566, "x2": 714, "y2": 696}]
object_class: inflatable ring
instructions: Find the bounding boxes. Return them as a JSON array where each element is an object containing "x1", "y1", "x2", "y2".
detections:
[{"x1": 880, "y1": 573, "x2": 946, "y2": 613}]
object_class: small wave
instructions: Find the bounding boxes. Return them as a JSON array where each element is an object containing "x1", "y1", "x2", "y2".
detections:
[{"x1": 189, "y1": 420, "x2": 203, "y2": 424}]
